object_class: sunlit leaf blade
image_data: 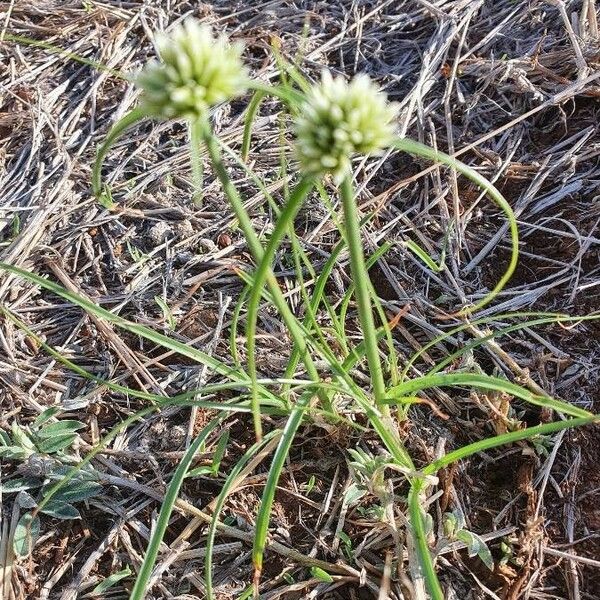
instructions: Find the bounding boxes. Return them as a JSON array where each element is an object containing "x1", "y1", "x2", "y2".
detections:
[{"x1": 386, "y1": 372, "x2": 593, "y2": 419}]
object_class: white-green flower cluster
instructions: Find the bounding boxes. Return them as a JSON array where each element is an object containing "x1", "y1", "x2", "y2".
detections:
[
  {"x1": 136, "y1": 19, "x2": 247, "y2": 119},
  {"x1": 295, "y1": 72, "x2": 399, "y2": 181}
]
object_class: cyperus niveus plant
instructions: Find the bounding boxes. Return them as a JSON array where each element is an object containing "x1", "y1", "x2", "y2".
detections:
[{"x1": 31, "y1": 15, "x2": 593, "y2": 600}]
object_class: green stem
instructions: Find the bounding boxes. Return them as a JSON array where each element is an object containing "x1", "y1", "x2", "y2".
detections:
[
  {"x1": 92, "y1": 107, "x2": 148, "y2": 200},
  {"x1": 424, "y1": 416, "x2": 595, "y2": 475},
  {"x1": 408, "y1": 482, "x2": 445, "y2": 600},
  {"x1": 339, "y1": 175, "x2": 388, "y2": 409},
  {"x1": 130, "y1": 420, "x2": 223, "y2": 600},
  {"x1": 201, "y1": 125, "x2": 322, "y2": 438},
  {"x1": 189, "y1": 117, "x2": 204, "y2": 205},
  {"x1": 246, "y1": 176, "x2": 317, "y2": 437},
  {"x1": 242, "y1": 90, "x2": 265, "y2": 161},
  {"x1": 410, "y1": 414, "x2": 596, "y2": 599}
]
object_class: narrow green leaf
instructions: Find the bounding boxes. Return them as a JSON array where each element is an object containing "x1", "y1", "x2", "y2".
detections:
[
  {"x1": 205, "y1": 430, "x2": 281, "y2": 600},
  {"x1": 426, "y1": 314, "x2": 600, "y2": 378},
  {"x1": 386, "y1": 372, "x2": 593, "y2": 419},
  {"x1": 0, "y1": 263, "x2": 276, "y2": 400},
  {"x1": 400, "y1": 311, "x2": 570, "y2": 380},
  {"x1": 244, "y1": 175, "x2": 316, "y2": 439},
  {"x1": 92, "y1": 107, "x2": 148, "y2": 199},
  {"x1": 305, "y1": 475, "x2": 316, "y2": 495},
  {"x1": 410, "y1": 416, "x2": 595, "y2": 599},
  {"x1": 423, "y1": 416, "x2": 595, "y2": 476},
  {"x1": 210, "y1": 429, "x2": 229, "y2": 474},
  {"x1": 10, "y1": 213, "x2": 21, "y2": 238},
  {"x1": 2, "y1": 33, "x2": 125, "y2": 79},
  {"x1": 310, "y1": 567, "x2": 334, "y2": 583},
  {"x1": 184, "y1": 465, "x2": 214, "y2": 478},
  {"x1": 403, "y1": 239, "x2": 444, "y2": 272},
  {"x1": 408, "y1": 483, "x2": 445, "y2": 600},
  {"x1": 241, "y1": 90, "x2": 265, "y2": 161},
  {"x1": 0, "y1": 303, "x2": 283, "y2": 415},
  {"x1": 248, "y1": 80, "x2": 304, "y2": 106},
  {"x1": 89, "y1": 566, "x2": 132, "y2": 595},
  {"x1": 129, "y1": 420, "x2": 222, "y2": 600},
  {"x1": 154, "y1": 296, "x2": 176, "y2": 331}
]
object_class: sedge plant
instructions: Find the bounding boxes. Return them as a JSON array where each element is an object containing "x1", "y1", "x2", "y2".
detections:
[{"x1": 4, "y1": 17, "x2": 598, "y2": 600}]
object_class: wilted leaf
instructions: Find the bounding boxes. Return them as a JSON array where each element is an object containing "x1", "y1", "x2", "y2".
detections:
[
  {"x1": 343, "y1": 483, "x2": 367, "y2": 506},
  {"x1": 16, "y1": 491, "x2": 38, "y2": 509}
]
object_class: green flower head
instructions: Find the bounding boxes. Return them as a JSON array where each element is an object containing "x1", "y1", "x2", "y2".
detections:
[
  {"x1": 295, "y1": 71, "x2": 399, "y2": 181},
  {"x1": 136, "y1": 18, "x2": 248, "y2": 119}
]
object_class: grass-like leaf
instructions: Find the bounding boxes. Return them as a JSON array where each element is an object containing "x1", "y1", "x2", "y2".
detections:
[
  {"x1": 92, "y1": 107, "x2": 147, "y2": 200},
  {"x1": 391, "y1": 138, "x2": 518, "y2": 316},
  {"x1": 205, "y1": 430, "x2": 281, "y2": 599},
  {"x1": 386, "y1": 372, "x2": 593, "y2": 419},
  {"x1": 423, "y1": 415, "x2": 596, "y2": 476},
  {"x1": 242, "y1": 90, "x2": 266, "y2": 161},
  {"x1": 129, "y1": 419, "x2": 223, "y2": 600},
  {"x1": 0, "y1": 263, "x2": 277, "y2": 401},
  {"x1": 409, "y1": 414, "x2": 597, "y2": 599}
]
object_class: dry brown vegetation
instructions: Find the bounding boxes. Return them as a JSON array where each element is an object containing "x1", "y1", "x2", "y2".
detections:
[{"x1": 1, "y1": 1, "x2": 599, "y2": 599}]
